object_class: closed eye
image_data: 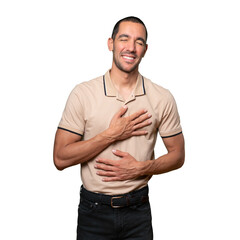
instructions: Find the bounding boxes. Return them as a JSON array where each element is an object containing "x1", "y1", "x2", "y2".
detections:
[
  {"x1": 136, "y1": 41, "x2": 144, "y2": 46},
  {"x1": 136, "y1": 37, "x2": 146, "y2": 46},
  {"x1": 118, "y1": 34, "x2": 129, "y2": 42}
]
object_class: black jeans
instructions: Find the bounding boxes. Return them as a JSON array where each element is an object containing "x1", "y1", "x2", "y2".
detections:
[{"x1": 77, "y1": 186, "x2": 153, "y2": 240}]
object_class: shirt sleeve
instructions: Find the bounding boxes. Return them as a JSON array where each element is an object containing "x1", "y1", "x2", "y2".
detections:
[
  {"x1": 58, "y1": 85, "x2": 85, "y2": 136},
  {"x1": 158, "y1": 91, "x2": 182, "y2": 138}
]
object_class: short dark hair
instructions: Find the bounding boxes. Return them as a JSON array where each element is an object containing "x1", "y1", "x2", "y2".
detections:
[{"x1": 111, "y1": 16, "x2": 148, "y2": 42}]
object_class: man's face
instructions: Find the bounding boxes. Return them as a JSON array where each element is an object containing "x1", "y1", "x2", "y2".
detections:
[{"x1": 108, "y1": 21, "x2": 148, "y2": 74}]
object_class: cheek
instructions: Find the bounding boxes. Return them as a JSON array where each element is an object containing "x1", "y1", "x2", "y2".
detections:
[
  {"x1": 114, "y1": 42, "x2": 127, "y2": 52},
  {"x1": 137, "y1": 47, "x2": 146, "y2": 56}
]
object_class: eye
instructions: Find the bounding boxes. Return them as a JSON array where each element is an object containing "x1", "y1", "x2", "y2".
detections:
[
  {"x1": 136, "y1": 41, "x2": 144, "y2": 46},
  {"x1": 120, "y1": 38, "x2": 128, "y2": 42}
]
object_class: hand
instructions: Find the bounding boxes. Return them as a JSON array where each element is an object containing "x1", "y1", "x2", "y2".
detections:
[
  {"x1": 106, "y1": 106, "x2": 152, "y2": 141},
  {"x1": 95, "y1": 149, "x2": 145, "y2": 181}
]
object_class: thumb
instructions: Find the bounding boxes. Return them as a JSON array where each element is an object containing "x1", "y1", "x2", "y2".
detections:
[
  {"x1": 112, "y1": 149, "x2": 128, "y2": 157},
  {"x1": 114, "y1": 105, "x2": 128, "y2": 119}
]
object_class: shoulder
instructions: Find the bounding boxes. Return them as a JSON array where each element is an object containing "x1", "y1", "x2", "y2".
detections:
[
  {"x1": 143, "y1": 76, "x2": 174, "y2": 102},
  {"x1": 73, "y1": 75, "x2": 103, "y2": 94},
  {"x1": 67, "y1": 75, "x2": 105, "y2": 110},
  {"x1": 67, "y1": 76, "x2": 104, "y2": 103}
]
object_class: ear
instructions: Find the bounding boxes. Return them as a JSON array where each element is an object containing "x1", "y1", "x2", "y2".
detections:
[
  {"x1": 108, "y1": 38, "x2": 113, "y2": 51},
  {"x1": 142, "y1": 43, "x2": 148, "y2": 58}
]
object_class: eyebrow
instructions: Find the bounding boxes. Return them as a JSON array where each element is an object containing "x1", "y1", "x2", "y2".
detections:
[
  {"x1": 118, "y1": 34, "x2": 129, "y2": 39},
  {"x1": 118, "y1": 34, "x2": 146, "y2": 45},
  {"x1": 136, "y1": 37, "x2": 146, "y2": 45}
]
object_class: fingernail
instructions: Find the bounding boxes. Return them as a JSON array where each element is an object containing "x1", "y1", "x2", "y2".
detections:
[
  {"x1": 123, "y1": 105, "x2": 128, "y2": 109},
  {"x1": 148, "y1": 114, "x2": 152, "y2": 117},
  {"x1": 112, "y1": 149, "x2": 116, "y2": 153}
]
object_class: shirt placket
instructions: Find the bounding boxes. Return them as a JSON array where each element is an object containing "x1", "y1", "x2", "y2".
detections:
[{"x1": 116, "y1": 92, "x2": 136, "y2": 105}]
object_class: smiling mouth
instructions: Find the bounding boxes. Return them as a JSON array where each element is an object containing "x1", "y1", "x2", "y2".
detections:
[
  {"x1": 122, "y1": 55, "x2": 136, "y2": 61},
  {"x1": 123, "y1": 56, "x2": 134, "y2": 60}
]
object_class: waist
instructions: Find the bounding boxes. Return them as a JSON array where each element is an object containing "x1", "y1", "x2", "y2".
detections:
[{"x1": 80, "y1": 185, "x2": 149, "y2": 208}]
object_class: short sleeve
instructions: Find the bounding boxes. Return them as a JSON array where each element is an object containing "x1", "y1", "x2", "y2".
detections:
[
  {"x1": 58, "y1": 86, "x2": 85, "y2": 136},
  {"x1": 158, "y1": 91, "x2": 182, "y2": 138}
]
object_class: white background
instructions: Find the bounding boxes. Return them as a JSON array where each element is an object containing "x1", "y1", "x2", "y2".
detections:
[{"x1": 1, "y1": 0, "x2": 240, "y2": 239}]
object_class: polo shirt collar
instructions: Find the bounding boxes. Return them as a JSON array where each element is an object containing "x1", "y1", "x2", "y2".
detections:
[{"x1": 103, "y1": 70, "x2": 146, "y2": 97}]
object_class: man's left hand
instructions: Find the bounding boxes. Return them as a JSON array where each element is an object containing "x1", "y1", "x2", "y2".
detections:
[{"x1": 95, "y1": 150, "x2": 144, "y2": 181}]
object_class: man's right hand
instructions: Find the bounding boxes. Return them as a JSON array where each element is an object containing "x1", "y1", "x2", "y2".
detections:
[
  {"x1": 105, "y1": 105, "x2": 152, "y2": 141},
  {"x1": 54, "y1": 105, "x2": 152, "y2": 170}
]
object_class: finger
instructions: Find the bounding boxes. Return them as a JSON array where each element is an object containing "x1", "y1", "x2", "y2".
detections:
[
  {"x1": 131, "y1": 130, "x2": 148, "y2": 136},
  {"x1": 114, "y1": 105, "x2": 128, "y2": 119},
  {"x1": 94, "y1": 163, "x2": 117, "y2": 171},
  {"x1": 133, "y1": 113, "x2": 152, "y2": 125},
  {"x1": 128, "y1": 109, "x2": 148, "y2": 121},
  {"x1": 96, "y1": 170, "x2": 117, "y2": 177},
  {"x1": 102, "y1": 177, "x2": 120, "y2": 182},
  {"x1": 112, "y1": 149, "x2": 128, "y2": 157},
  {"x1": 96, "y1": 158, "x2": 116, "y2": 166},
  {"x1": 133, "y1": 119, "x2": 152, "y2": 131}
]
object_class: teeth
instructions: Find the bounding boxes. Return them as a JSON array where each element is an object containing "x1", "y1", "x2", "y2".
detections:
[{"x1": 123, "y1": 56, "x2": 134, "y2": 60}]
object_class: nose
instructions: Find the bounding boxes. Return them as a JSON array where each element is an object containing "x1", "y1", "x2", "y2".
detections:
[{"x1": 126, "y1": 40, "x2": 136, "y2": 52}]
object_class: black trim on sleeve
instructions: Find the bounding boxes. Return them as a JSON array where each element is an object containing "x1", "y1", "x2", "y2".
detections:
[
  {"x1": 58, "y1": 127, "x2": 83, "y2": 136},
  {"x1": 142, "y1": 76, "x2": 146, "y2": 94},
  {"x1": 161, "y1": 132, "x2": 182, "y2": 139},
  {"x1": 103, "y1": 75, "x2": 107, "y2": 96}
]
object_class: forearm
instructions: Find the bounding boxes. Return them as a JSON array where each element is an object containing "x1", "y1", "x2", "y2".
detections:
[
  {"x1": 94, "y1": 133, "x2": 185, "y2": 181},
  {"x1": 54, "y1": 107, "x2": 152, "y2": 171},
  {"x1": 55, "y1": 130, "x2": 114, "y2": 170},
  {"x1": 140, "y1": 150, "x2": 185, "y2": 176}
]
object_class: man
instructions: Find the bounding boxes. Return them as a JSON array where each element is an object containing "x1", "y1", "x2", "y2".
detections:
[{"x1": 54, "y1": 16, "x2": 185, "y2": 240}]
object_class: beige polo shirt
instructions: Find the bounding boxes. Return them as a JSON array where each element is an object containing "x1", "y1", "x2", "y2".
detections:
[{"x1": 58, "y1": 70, "x2": 182, "y2": 195}]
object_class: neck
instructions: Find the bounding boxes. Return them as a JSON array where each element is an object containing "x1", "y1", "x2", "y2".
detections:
[
  {"x1": 110, "y1": 65, "x2": 139, "y2": 90},
  {"x1": 109, "y1": 65, "x2": 139, "y2": 101}
]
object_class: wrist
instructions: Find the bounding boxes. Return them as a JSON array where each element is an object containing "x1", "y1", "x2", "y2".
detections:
[
  {"x1": 138, "y1": 160, "x2": 151, "y2": 176},
  {"x1": 100, "y1": 129, "x2": 117, "y2": 144}
]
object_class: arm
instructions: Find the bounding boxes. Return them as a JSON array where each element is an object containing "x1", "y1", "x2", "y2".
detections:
[
  {"x1": 53, "y1": 106, "x2": 152, "y2": 170},
  {"x1": 141, "y1": 133, "x2": 185, "y2": 175},
  {"x1": 95, "y1": 133, "x2": 185, "y2": 181}
]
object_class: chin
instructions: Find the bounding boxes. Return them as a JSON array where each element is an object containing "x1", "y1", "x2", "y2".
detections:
[{"x1": 119, "y1": 63, "x2": 139, "y2": 73}]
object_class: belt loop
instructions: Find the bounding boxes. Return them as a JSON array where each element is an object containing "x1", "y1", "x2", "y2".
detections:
[
  {"x1": 99, "y1": 193, "x2": 103, "y2": 205},
  {"x1": 126, "y1": 196, "x2": 130, "y2": 206},
  {"x1": 141, "y1": 196, "x2": 149, "y2": 203}
]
